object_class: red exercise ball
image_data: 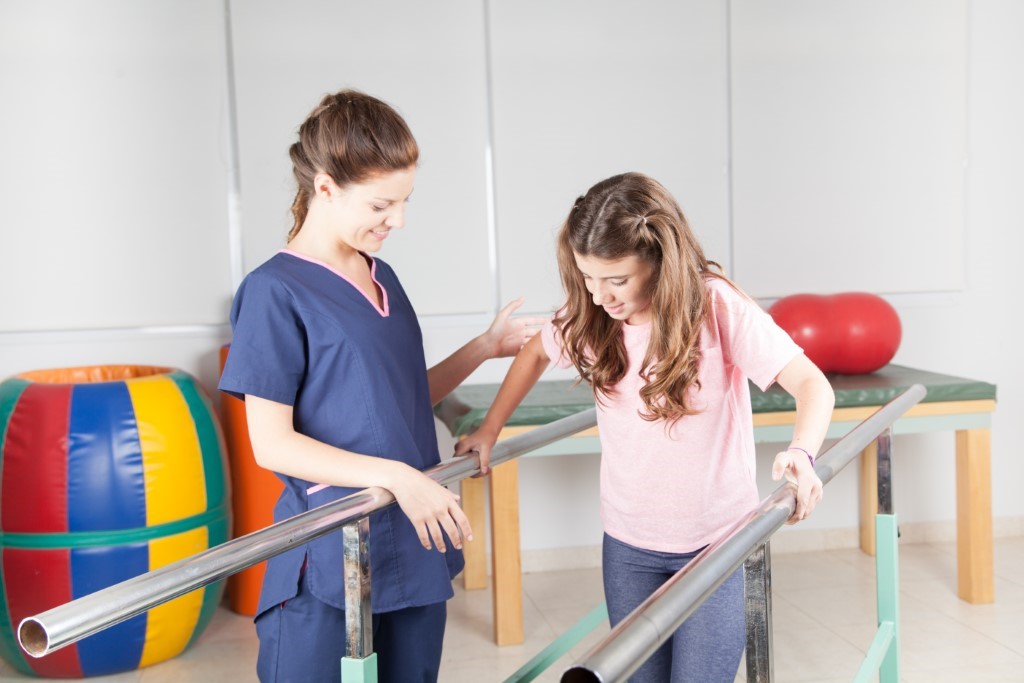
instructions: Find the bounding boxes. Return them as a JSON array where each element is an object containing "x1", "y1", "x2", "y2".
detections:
[
  {"x1": 768, "y1": 292, "x2": 901, "y2": 374},
  {"x1": 829, "y1": 292, "x2": 902, "y2": 374},
  {"x1": 766, "y1": 293, "x2": 838, "y2": 371}
]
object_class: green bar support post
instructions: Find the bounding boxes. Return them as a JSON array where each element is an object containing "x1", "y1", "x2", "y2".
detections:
[
  {"x1": 341, "y1": 652, "x2": 378, "y2": 683},
  {"x1": 852, "y1": 621, "x2": 894, "y2": 683},
  {"x1": 875, "y1": 512, "x2": 900, "y2": 682},
  {"x1": 504, "y1": 603, "x2": 609, "y2": 682}
]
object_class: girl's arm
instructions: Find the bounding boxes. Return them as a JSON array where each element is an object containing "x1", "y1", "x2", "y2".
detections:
[
  {"x1": 453, "y1": 334, "x2": 551, "y2": 474},
  {"x1": 427, "y1": 298, "x2": 547, "y2": 406},
  {"x1": 245, "y1": 395, "x2": 473, "y2": 553},
  {"x1": 771, "y1": 353, "x2": 836, "y2": 522}
]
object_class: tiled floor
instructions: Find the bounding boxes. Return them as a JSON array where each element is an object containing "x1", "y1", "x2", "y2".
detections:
[{"x1": 2, "y1": 538, "x2": 1022, "y2": 682}]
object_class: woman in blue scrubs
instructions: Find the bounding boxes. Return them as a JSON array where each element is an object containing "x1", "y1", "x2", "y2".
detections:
[{"x1": 219, "y1": 90, "x2": 542, "y2": 682}]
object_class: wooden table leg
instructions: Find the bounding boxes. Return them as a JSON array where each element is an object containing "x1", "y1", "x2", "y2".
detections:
[
  {"x1": 489, "y1": 459, "x2": 524, "y2": 645},
  {"x1": 859, "y1": 442, "x2": 878, "y2": 556},
  {"x1": 956, "y1": 428, "x2": 995, "y2": 603},
  {"x1": 460, "y1": 475, "x2": 488, "y2": 590}
]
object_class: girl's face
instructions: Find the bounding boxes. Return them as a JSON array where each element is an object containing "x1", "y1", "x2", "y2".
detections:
[
  {"x1": 573, "y1": 252, "x2": 655, "y2": 325},
  {"x1": 327, "y1": 166, "x2": 416, "y2": 253}
]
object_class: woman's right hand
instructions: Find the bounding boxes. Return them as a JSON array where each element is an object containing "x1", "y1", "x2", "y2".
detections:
[
  {"x1": 386, "y1": 463, "x2": 473, "y2": 553},
  {"x1": 453, "y1": 427, "x2": 499, "y2": 476}
]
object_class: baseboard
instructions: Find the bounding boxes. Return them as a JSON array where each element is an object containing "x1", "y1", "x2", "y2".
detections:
[{"x1": 517, "y1": 516, "x2": 1024, "y2": 573}]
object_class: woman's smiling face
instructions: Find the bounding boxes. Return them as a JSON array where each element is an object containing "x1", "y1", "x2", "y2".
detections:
[{"x1": 329, "y1": 166, "x2": 416, "y2": 253}]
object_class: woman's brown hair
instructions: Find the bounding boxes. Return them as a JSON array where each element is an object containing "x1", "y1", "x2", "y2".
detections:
[
  {"x1": 553, "y1": 172, "x2": 726, "y2": 423},
  {"x1": 287, "y1": 90, "x2": 419, "y2": 240}
]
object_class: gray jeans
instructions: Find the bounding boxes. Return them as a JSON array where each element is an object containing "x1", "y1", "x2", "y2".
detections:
[{"x1": 602, "y1": 533, "x2": 745, "y2": 683}]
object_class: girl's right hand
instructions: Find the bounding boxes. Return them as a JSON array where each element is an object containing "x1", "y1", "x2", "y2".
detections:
[
  {"x1": 387, "y1": 464, "x2": 473, "y2": 553},
  {"x1": 453, "y1": 427, "x2": 499, "y2": 476}
]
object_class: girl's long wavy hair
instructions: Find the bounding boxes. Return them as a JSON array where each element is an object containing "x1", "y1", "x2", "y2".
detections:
[
  {"x1": 286, "y1": 90, "x2": 419, "y2": 241},
  {"x1": 553, "y1": 172, "x2": 726, "y2": 423}
]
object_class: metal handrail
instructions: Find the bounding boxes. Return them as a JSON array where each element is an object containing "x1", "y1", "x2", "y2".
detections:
[
  {"x1": 18, "y1": 408, "x2": 599, "y2": 658},
  {"x1": 562, "y1": 384, "x2": 926, "y2": 683}
]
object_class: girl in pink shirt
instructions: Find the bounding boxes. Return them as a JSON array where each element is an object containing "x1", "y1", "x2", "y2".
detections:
[{"x1": 456, "y1": 172, "x2": 834, "y2": 682}]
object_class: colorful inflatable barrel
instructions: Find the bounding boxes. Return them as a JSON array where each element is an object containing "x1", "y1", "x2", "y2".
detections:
[
  {"x1": 219, "y1": 345, "x2": 283, "y2": 616},
  {"x1": 0, "y1": 365, "x2": 230, "y2": 678}
]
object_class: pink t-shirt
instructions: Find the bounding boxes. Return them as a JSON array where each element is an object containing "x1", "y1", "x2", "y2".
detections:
[{"x1": 541, "y1": 278, "x2": 801, "y2": 553}]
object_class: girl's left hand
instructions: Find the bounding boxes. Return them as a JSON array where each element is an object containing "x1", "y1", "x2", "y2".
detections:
[
  {"x1": 771, "y1": 449, "x2": 823, "y2": 523},
  {"x1": 486, "y1": 298, "x2": 547, "y2": 358}
]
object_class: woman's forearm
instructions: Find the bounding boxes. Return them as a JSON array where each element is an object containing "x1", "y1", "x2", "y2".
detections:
[{"x1": 245, "y1": 395, "x2": 409, "y2": 489}]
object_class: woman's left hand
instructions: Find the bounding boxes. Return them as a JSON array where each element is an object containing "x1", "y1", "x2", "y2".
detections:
[
  {"x1": 772, "y1": 449, "x2": 823, "y2": 524},
  {"x1": 485, "y1": 298, "x2": 548, "y2": 358}
]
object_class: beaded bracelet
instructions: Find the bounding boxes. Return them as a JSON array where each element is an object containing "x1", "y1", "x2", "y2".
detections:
[{"x1": 787, "y1": 446, "x2": 815, "y2": 466}]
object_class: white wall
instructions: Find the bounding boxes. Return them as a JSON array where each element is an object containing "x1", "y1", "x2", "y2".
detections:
[
  {"x1": 731, "y1": 0, "x2": 968, "y2": 296},
  {"x1": 0, "y1": 0, "x2": 234, "y2": 331},
  {"x1": 1, "y1": 1, "x2": 1020, "y2": 558},
  {"x1": 430, "y1": 0, "x2": 1024, "y2": 554}
]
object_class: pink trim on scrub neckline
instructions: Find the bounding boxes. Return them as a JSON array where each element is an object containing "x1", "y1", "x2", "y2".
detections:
[{"x1": 279, "y1": 248, "x2": 390, "y2": 317}]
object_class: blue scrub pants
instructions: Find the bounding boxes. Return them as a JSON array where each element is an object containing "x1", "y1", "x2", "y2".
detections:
[
  {"x1": 602, "y1": 533, "x2": 745, "y2": 683},
  {"x1": 255, "y1": 570, "x2": 447, "y2": 682}
]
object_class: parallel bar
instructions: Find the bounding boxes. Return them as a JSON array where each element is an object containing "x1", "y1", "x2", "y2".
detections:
[
  {"x1": 18, "y1": 409, "x2": 598, "y2": 658},
  {"x1": 876, "y1": 428, "x2": 894, "y2": 515},
  {"x1": 20, "y1": 488, "x2": 388, "y2": 658},
  {"x1": 343, "y1": 519, "x2": 372, "y2": 659},
  {"x1": 562, "y1": 484, "x2": 795, "y2": 683},
  {"x1": 743, "y1": 542, "x2": 773, "y2": 683},
  {"x1": 811, "y1": 385, "x2": 925, "y2": 489},
  {"x1": 562, "y1": 386, "x2": 925, "y2": 683}
]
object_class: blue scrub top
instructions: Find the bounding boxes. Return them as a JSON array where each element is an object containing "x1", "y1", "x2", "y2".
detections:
[{"x1": 219, "y1": 251, "x2": 463, "y2": 615}]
